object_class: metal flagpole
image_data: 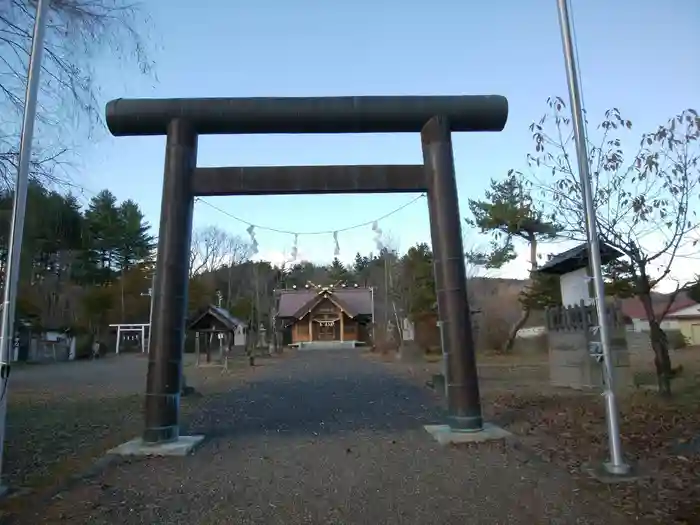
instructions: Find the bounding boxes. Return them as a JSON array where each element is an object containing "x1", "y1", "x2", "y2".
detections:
[
  {"x1": 0, "y1": 0, "x2": 51, "y2": 489},
  {"x1": 555, "y1": 0, "x2": 630, "y2": 475},
  {"x1": 143, "y1": 271, "x2": 155, "y2": 352},
  {"x1": 370, "y1": 286, "x2": 375, "y2": 343}
]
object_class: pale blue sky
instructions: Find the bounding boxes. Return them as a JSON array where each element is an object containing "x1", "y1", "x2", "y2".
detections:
[{"x1": 70, "y1": 0, "x2": 698, "y2": 279}]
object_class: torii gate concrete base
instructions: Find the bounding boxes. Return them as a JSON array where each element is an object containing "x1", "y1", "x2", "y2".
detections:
[
  {"x1": 108, "y1": 435, "x2": 204, "y2": 457},
  {"x1": 424, "y1": 423, "x2": 512, "y2": 446}
]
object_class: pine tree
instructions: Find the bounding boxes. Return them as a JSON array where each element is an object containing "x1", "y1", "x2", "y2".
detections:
[
  {"x1": 327, "y1": 257, "x2": 351, "y2": 283},
  {"x1": 84, "y1": 190, "x2": 122, "y2": 284},
  {"x1": 466, "y1": 171, "x2": 560, "y2": 352},
  {"x1": 114, "y1": 199, "x2": 155, "y2": 272},
  {"x1": 399, "y1": 243, "x2": 436, "y2": 320}
]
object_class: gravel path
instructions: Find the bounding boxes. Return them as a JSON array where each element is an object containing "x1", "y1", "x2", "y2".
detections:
[
  {"x1": 26, "y1": 349, "x2": 630, "y2": 525},
  {"x1": 10, "y1": 354, "x2": 148, "y2": 397}
]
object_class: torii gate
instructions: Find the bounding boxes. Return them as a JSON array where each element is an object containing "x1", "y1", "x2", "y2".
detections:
[
  {"x1": 109, "y1": 323, "x2": 149, "y2": 354},
  {"x1": 105, "y1": 94, "x2": 511, "y2": 456}
]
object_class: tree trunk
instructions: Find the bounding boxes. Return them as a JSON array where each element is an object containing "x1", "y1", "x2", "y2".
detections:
[
  {"x1": 504, "y1": 234, "x2": 537, "y2": 352},
  {"x1": 638, "y1": 291, "x2": 673, "y2": 396},
  {"x1": 226, "y1": 264, "x2": 233, "y2": 308},
  {"x1": 120, "y1": 273, "x2": 125, "y2": 322},
  {"x1": 650, "y1": 321, "x2": 672, "y2": 396},
  {"x1": 503, "y1": 308, "x2": 531, "y2": 352}
]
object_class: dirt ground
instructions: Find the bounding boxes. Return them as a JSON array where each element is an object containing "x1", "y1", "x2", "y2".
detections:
[
  {"x1": 2, "y1": 347, "x2": 698, "y2": 524},
  {"x1": 8, "y1": 352, "x2": 257, "y2": 398},
  {"x1": 0, "y1": 352, "x2": 279, "y2": 523},
  {"x1": 369, "y1": 348, "x2": 700, "y2": 524},
  {"x1": 5, "y1": 349, "x2": 638, "y2": 525},
  {"x1": 9, "y1": 353, "x2": 150, "y2": 398}
]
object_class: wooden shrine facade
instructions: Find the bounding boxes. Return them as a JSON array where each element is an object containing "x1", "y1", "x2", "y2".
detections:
[{"x1": 276, "y1": 285, "x2": 373, "y2": 345}]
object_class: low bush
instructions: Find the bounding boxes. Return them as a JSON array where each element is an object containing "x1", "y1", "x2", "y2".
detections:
[
  {"x1": 665, "y1": 329, "x2": 688, "y2": 350},
  {"x1": 74, "y1": 333, "x2": 94, "y2": 359}
]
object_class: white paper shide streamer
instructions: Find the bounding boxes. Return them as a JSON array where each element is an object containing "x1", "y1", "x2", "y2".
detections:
[
  {"x1": 290, "y1": 233, "x2": 299, "y2": 261},
  {"x1": 333, "y1": 231, "x2": 340, "y2": 256},
  {"x1": 371, "y1": 221, "x2": 384, "y2": 251},
  {"x1": 246, "y1": 225, "x2": 258, "y2": 255},
  {"x1": 195, "y1": 192, "x2": 425, "y2": 269}
]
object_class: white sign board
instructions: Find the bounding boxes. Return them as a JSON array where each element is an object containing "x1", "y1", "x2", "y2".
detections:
[{"x1": 560, "y1": 267, "x2": 593, "y2": 307}]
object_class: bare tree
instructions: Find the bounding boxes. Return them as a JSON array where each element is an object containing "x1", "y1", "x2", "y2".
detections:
[
  {"x1": 189, "y1": 225, "x2": 253, "y2": 277},
  {"x1": 376, "y1": 230, "x2": 404, "y2": 343},
  {"x1": 381, "y1": 230, "x2": 400, "y2": 255},
  {"x1": 0, "y1": 0, "x2": 154, "y2": 188},
  {"x1": 523, "y1": 98, "x2": 699, "y2": 395}
]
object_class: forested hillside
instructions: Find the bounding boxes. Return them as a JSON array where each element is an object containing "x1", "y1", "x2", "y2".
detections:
[
  {"x1": 0, "y1": 181, "x2": 542, "y2": 351},
  {"x1": 0, "y1": 181, "x2": 154, "y2": 336}
]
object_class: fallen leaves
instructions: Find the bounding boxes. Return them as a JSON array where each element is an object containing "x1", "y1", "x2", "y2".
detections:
[
  {"x1": 486, "y1": 387, "x2": 700, "y2": 524},
  {"x1": 386, "y1": 353, "x2": 700, "y2": 524}
]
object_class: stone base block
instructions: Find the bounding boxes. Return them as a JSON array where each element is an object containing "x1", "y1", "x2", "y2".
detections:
[
  {"x1": 582, "y1": 462, "x2": 640, "y2": 484},
  {"x1": 424, "y1": 423, "x2": 512, "y2": 445},
  {"x1": 108, "y1": 435, "x2": 205, "y2": 457},
  {"x1": 397, "y1": 342, "x2": 424, "y2": 362}
]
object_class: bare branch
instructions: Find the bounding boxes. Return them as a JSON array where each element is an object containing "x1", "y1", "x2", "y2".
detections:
[
  {"x1": 0, "y1": 0, "x2": 155, "y2": 190},
  {"x1": 526, "y1": 101, "x2": 699, "y2": 294},
  {"x1": 522, "y1": 99, "x2": 699, "y2": 395},
  {"x1": 189, "y1": 226, "x2": 253, "y2": 277}
]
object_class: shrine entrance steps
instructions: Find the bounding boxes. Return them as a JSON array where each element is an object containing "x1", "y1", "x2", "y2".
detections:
[{"x1": 296, "y1": 341, "x2": 359, "y2": 351}]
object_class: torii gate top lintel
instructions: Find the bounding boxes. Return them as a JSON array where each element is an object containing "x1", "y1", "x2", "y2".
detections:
[{"x1": 105, "y1": 95, "x2": 509, "y2": 137}]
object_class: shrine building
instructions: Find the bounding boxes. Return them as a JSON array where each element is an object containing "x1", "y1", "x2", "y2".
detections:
[{"x1": 276, "y1": 284, "x2": 373, "y2": 347}]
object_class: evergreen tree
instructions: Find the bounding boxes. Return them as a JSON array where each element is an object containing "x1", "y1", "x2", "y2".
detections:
[
  {"x1": 327, "y1": 257, "x2": 351, "y2": 283},
  {"x1": 284, "y1": 261, "x2": 320, "y2": 287},
  {"x1": 0, "y1": 182, "x2": 85, "y2": 285},
  {"x1": 34, "y1": 190, "x2": 84, "y2": 278},
  {"x1": 115, "y1": 199, "x2": 155, "y2": 272},
  {"x1": 465, "y1": 171, "x2": 560, "y2": 352},
  {"x1": 352, "y1": 252, "x2": 373, "y2": 285},
  {"x1": 84, "y1": 190, "x2": 122, "y2": 283},
  {"x1": 399, "y1": 243, "x2": 436, "y2": 320}
]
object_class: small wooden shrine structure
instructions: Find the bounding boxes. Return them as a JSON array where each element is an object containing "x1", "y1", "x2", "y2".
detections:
[
  {"x1": 537, "y1": 239, "x2": 623, "y2": 307},
  {"x1": 188, "y1": 305, "x2": 245, "y2": 368}
]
